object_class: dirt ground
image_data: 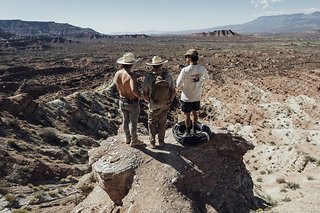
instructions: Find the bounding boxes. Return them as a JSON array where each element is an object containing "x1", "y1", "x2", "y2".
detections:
[{"x1": 0, "y1": 34, "x2": 320, "y2": 212}]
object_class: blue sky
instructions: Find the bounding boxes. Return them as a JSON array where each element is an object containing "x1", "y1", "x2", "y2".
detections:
[{"x1": 0, "y1": 0, "x2": 319, "y2": 34}]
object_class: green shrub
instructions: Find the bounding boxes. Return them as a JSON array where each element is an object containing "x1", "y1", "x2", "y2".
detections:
[
  {"x1": 5, "y1": 193, "x2": 16, "y2": 205},
  {"x1": 280, "y1": 188, "x2": 288, "y2": 193},
  {"x1": 282, "y1": 196, "x2": 291, "y2": 202},
  {"x1": 276, "y1": 177, "x2": 286, "y2": 184},
  {"x1": 285, "y1": 182, "x2": 300, "y2": 190},
  {"x1": 305, "y1": 155, "x2": 317, "y2": 163},
  {"x1": 260, "y1": 170, "x2": 266, "y2": 175},
  {"x1": 0, "y1": 180, "x2": 9, "y2": 194},
  {"x1": 256, "y1": 177, "x2": 263, "y2": 182},
  {"x1": 41, "y1": 128, "x2": 67, "y2": 146},
  {"x1": 307, "y1": 176, "x2": 315, "y2": 181},
  {"x1": 7, "y1": 140, "x2": 21, "y2": 151}
]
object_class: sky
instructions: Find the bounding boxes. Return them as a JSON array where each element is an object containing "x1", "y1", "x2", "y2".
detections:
[{"x1": 0, "y1": 0, "x2": 319, "y2": 34}]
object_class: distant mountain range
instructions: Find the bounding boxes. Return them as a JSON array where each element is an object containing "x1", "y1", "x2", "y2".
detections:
[
  {"x1": 205, "y1": 11, "x2": 320, "y2": 34},
  {"x1": 1, "y1": 12, "x2": 319, "y2": 38},
  {"x1": 0, "y1": 20, "x2": 103, "y2": 38},
  {"x1": 112, "y1": 12, "x2": 320, "y2": 35}
]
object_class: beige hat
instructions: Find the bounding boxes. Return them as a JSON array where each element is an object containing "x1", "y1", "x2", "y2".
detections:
[
  {"x1": 185, "y1": 49, "x2": 198, "y2": 56},
  {"x1": 117, "y1": 52, "x2": 140, "y2": 65},
  {"x1": 146, "y1": 56, "x2": 168, "y2": 66}
]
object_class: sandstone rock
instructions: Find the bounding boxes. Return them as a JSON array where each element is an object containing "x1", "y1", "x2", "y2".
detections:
[
  {"x1": 76, "y1": 130, "x2": 261, "y2": 212},
  {"x1": 0, "y1": 93, "x2": 36, "y2": 115},
  {"x1": 76, "y1": 172, "x2": 95, "y2": 195},
  {"x1": 92, "y1": 140, "x2": 138, "y2": 205},
  {"x1": 73, "y1": 186, "x2": 117, "y2": 213}
]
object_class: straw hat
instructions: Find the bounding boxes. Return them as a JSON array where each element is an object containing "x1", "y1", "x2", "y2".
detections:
[
  {"x1": 117, "y1": 52, "x2": 140, "y2": 65},
  {"x1": 146, "y1": 56, "x2": 168, "y2": 66}
]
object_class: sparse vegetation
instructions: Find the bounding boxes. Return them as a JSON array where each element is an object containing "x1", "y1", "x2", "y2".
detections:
[
  {"x1": 41, "y1": 128, "x2": 67, "y2": 146},
  {"x1": 7, "y1": 140, "x2": 21, "y2": 151},
  {"x1": 280, "y1": 188, "x2": 288, "y2": 193},
  {"x1": 5, "y1": 193, "x2": 17, "y2": 205},
  {"x1": 282, "y1": 196, "x2": 292, "y2": 202},
  {"x1": 276, "y1": 177, "x2": 286, "y2": 184},
  {"x1": 48, "y1": 189, "x2": 59, "y2": 198},
  {"x1": 307, "y1": 176, "x2": 315, "y2": 181},
  {"x1": 0, "y1": 180, "x2": 9, "y2": 194},
  {"x1": 256, "y1": 177, "x2": 263, "y2": 182},
  {"x1": 264, "y1": 195, "x2": 278, "y2": 207},
  {"x1": 305, "y1": 155, "x2": 317, "y2": 164},
  {"x1": 260, "y1": 170, "x2": 266, "y2": 175},
  {"x1": 285, "y1": 182, "x2": 300, "y2": 190}
]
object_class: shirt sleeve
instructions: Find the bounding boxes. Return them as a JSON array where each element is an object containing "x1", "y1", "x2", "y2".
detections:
[
  {"x1": 176, "y1": 68, "x2": 185, "y2": 89},
  {"x1": 143, "y1": 74, "x2": 150, "y2": 93},
  {"x1": 202, "y1": 66, "x2": 209, "y2": 81},
  {"x1": 168, "y1": 73, "x2": 175, "y2": 90}
]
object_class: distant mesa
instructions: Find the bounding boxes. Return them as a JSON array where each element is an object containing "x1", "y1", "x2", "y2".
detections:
[
  {"x1": 0, "y1": 20, "x2": 104, "y2": 39},
  {"x1": 192, "y1": 30, "x2": 239, "y2": 37},
  {"x1": 113, "y1": 34, "x2": 149, "y2": 38}
]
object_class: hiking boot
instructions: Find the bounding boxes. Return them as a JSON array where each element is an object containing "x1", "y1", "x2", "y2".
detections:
[
  {"x1": 158, "y1": 141, "x2": 165, "y2": 148},
  {"x1": 149, "y1": 143, "x2": 156, "y2": 149},
  {"x1": 130, "y1": 139, "x2": 144, "y2": 147},
  {"x1": 125, "y1": 139, "x2": 131, "y2": 144}
]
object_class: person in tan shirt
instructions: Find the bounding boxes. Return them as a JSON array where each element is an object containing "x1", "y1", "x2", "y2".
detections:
[
  {"x1": 114, "y1": 52, "x2": 143, "y2": 146},
  {"x1": 143, "y1": 56, "x2": 176, "y2": 148}
]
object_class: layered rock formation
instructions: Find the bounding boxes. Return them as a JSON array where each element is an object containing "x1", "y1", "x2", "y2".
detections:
[{"x1": 73, "y1": 130, "x2": 265, "y2": 212}]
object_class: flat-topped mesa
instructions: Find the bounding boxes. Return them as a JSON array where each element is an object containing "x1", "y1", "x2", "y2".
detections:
[{"x1": 192, "y1": 30, "x2": 239, "y2": 37}]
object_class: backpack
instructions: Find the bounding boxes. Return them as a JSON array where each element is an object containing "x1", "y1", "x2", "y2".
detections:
[{"x1": 150, "y1": 71, "x2": 171, "y2": 105}]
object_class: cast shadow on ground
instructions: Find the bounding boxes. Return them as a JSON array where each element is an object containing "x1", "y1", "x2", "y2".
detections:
[{"x1": 137, "y1": 132, "x2": 269, "y2": 213}]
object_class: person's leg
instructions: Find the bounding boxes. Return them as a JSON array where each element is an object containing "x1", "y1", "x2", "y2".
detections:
[
  {"x1": 129, "y1": 102, "x2": 140, "y2": 143},
  {"x1": 120, "y1": 104, "x2": 131, "y2": 143},
  {"x1": 181, "y1": 100, "x2": 192, "y2": 133},
  {"x1": 184, "y1": 112, "x2": 191, "y2": 133},
  {"x1": 148, "y1": 109, "x2": 159, "y2": 147},
  {"x1": 192, "y1": 110, "x2": 198, "y2": 125},
  {"x1": 158, "y1": 107, "x2": 168, "y2": 146},
  {"x1": 191, "y1": 101, "x2": 200, "y2": 132}
]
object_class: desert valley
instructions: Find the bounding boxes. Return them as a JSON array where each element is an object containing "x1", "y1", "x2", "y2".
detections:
[{"x1": 0, "y1": 16, "x2": 320, "y2": 213}]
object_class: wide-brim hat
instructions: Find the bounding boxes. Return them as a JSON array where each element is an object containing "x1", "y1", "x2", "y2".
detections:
[
  {"x1": 117, "y1": 52, "x2": 140, "y2": 65},
  {"x1": 146, "y1": 56, "x2": 168, "y2": 66},
  {"x1": 184, "y1": 49, "x2": 198, "y2": 56}
]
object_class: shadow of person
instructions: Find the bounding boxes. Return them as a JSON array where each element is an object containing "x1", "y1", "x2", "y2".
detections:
[{"x1": 137, "y1": 131, "x2": 269, "y2": 213}]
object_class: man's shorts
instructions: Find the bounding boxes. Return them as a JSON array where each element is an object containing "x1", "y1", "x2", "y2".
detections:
[{"x1": 181, "y1": 100, "x2": 200, "y2": 113}]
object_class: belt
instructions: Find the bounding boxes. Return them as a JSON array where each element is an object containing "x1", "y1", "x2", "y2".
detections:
[{"x1": 120, "y1": 97, "x2": 139, "y2": 103}]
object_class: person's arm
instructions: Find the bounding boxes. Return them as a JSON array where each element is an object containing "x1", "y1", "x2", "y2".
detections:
[
  {"x1": 113, "y1": 72, "x2": 120, "y2": 92},
  {"x1": 176, "y1": 69, "x2": 185, "y2": 89},
  {"x1": 170, "y1": 88, "x2": 176, "y2": 104},
  {"x1": 143, "y1": 75, "x2": 150, "y2": 103},
  {"x1": 169, "y1": 74, "x2": 176, "y2": 104},
  {"x1": 202, "y1": 66, "x2": 209, "y2": 81}
]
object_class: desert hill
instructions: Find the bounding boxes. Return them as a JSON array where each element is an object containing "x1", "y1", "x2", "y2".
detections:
[
  {"x1": 0, "y1": 20, "x2": 103, "y2": 38},
  {"x1": 0, "y1": 35, "x2": 320, "y2": 212}
]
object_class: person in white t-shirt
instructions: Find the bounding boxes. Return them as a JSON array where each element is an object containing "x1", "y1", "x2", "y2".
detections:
[{"x1": 176, "y1": 49, "x2": 209, "y2": 135}]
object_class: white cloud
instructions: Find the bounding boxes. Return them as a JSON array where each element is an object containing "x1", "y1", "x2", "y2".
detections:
[{"x1": 251, "y1": 0, "x2": 283, "y2": 8}]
